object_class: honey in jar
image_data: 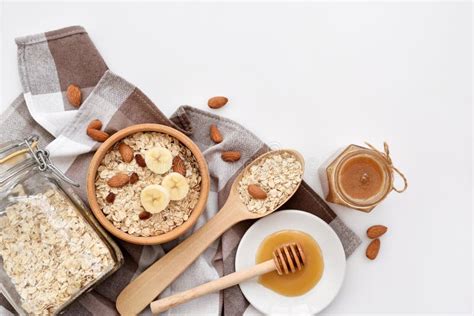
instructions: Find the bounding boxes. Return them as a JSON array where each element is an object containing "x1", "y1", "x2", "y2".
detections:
[
  {"x1": 339, "y1": 155, "x2": 386, "y2": 201},
  {"x1": 255, "y1": 230, "x2": 324, "y2": 296},
  {"x1": 323, "y1": 143, "x2": 407, "y2": 212}
]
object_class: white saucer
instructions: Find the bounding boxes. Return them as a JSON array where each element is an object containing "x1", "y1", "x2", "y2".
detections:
[{"x1": 235, "y1": 210, "x2": 346, "y2": 315}]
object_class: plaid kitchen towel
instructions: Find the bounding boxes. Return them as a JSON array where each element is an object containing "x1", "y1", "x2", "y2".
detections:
[{"x1": 0, "y1": 26, "x2": 361, "y2": 315}]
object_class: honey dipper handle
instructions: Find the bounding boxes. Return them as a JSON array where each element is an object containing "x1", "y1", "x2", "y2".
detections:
[
  {"x1": 116, "y1": 199, "x2": 248, "y2": 316},
  {"x1": 150, "y1": 260, "x2": 275, "y2": 314}
]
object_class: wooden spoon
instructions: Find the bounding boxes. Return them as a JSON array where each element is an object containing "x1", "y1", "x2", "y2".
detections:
[
  {"x1": 116, "y1": 149, "x2": 304, "y2": 315},
  {"x1": 150, "y1": 242, "x2": 306, "y2": 314}
]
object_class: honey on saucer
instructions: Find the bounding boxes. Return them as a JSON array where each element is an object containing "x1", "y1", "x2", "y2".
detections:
[{"x1": 255, "y1": 230, "x2": 324, "y2": 296}]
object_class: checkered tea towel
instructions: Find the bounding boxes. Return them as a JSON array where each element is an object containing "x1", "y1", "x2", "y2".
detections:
[{"x1": 0, "y1": 26, "x2": 361, "y2": 315}]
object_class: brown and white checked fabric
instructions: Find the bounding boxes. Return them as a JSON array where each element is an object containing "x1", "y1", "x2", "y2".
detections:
[{"x1": 0, "y1": 26, "x2": 361, "y2": 315}]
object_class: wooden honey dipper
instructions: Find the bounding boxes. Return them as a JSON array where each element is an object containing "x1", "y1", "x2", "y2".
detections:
[{"x1": 150, "y1": 242, "x2": 306, "y2": 314}]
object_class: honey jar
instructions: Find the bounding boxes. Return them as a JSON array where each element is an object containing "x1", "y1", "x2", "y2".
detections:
[{"x1": 321, "y1": 142, "x2": 407, "y2": 212}]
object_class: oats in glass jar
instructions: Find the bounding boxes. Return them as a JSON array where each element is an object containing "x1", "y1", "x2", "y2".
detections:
[{"x1": 0, "y1": 188, "x2": 115, "y2": 316}]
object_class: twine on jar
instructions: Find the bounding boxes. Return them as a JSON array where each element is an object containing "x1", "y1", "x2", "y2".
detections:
[{"x1": 364, "y1": 142, "x2": 408, "y2": 193}]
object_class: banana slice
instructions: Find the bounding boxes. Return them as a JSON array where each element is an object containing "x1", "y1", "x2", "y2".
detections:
[
  {"x1": 144, "y1": 147, "x2": 173, "y2": 174},
  {"x1": 140, "y1": 184, "x2": 170, "y2": 214},
  {"x1": 162, "y1": 172, "x2": 190, "y2": 201}
]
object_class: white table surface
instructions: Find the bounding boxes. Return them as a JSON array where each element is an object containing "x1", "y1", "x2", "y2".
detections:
[{"x1": 1, "y1": 2, "x2": 472, "y2": 315}]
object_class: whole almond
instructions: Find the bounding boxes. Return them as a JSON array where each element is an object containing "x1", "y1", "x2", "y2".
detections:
[
  {"x1": 119, "y1": 143, "x2": 134, "y2": 163},
  {"x1": 87, "y1": 128, "x2": 110, "y2": 142},
  {"x1": 129, "y1": 172, "x2": 139, "y2": 184},
  {"x1": 107, "y1": 173, "x2": 129, "y2": 188},
  {"x1": 367, "y1": 225, "x2": 388, "y2": 239},
  {"x1": 210, "y1": 124, "x2": 223, "y2": 143},
  {"x1": 139, "y1": 211, "x2": 152, "y2": 220},
  {"x1": 87, "y1": 119, "x2": 102, "y2": 130},
  {"x1": 67, "y1": 84, "x2": 82, "y2": 107},
  {"x1": 248, "y1": 184, "x2": 267, "y2": 199},
  {"x1": 208, "y1": 96, "x2": 228, "y2": 109},
  {"x1": 105, "y1": 192, "x2": 116, "y2": 204},
  {"x1": 221, "y1": 151, "x2": 241, "y2": 162},
  {"x1": 172, "y1": 156, "x2": 186, "y2": 175},
  {"x1": 366, "y1": 238, "x2": 381, "y2": 260},
  {"x1": 135, "y1": 154, "x2": 147, "y2": 167}
]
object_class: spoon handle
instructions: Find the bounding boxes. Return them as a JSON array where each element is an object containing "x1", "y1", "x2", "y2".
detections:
[
  {"x1": 150, "y1": 260, "x2": 275, "y2": 314},
  {"x1": 116, "y1": 200, "x2": 245, "y2": 316}
]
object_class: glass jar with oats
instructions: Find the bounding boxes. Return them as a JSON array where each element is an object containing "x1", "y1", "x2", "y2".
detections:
[{"x1": 0, "y1": 136, "x2": 123, "y2": 316}]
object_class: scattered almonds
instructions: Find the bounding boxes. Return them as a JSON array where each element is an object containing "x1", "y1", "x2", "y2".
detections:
[
  {"x1": 172, "y1": 156, "x2": 186, "y2": 176},
  {"x1": 88, "y1": 119, "x2": 103, "y2": 130},
  {"x1": 366, "y1": 238, "x2": 381, "y2": 260},
  {"x1": 367, "y1": 225, "x2": 388, "y2": 239},
  {"x1": 247, "y1": 184, "x2": 267, "y2": 199},
  {"x1": 208, "y1": 96, "x2": 228, "y2": 109},
  {"x1": 87, "y1": 119, "x2": 110, "y2": 142},
  {"x1": 107, "y1": 173, "x2": 130, "y2": 188},
  {"x1": 222, "y1": 151, "x2": 241, "y2": 162},
  {"x1": 210, "y1": 124, "x2": 223, "y2": 143},
  {"x1": 87, "y1": 128, "x2": 110, "y2": 142},
  {"x1": 66, "y1": 84, "x2": 82, "y2": 107},
  {"x1": 238, "y1": 152, "x2": 303, "y2": 214},
  {"x1": 119, "y1": 143, "x2": 134, "y2": 163}
]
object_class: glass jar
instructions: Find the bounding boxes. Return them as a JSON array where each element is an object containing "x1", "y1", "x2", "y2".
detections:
[
  {"x1": 320, "y1": 142, "x2": 407, "y2": 212},
  {"x1": 0, "y1": 136, "x2": 123, "y2": 315}
]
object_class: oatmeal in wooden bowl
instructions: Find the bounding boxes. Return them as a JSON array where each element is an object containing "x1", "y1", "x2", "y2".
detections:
[{"x1": 87, "y1": 124, "x2": 210, "y2": 245}]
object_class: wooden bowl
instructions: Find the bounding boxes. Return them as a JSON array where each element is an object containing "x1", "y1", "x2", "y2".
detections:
[{"x1": 86, "y1": 124, "x2": 210, "y2": 245}]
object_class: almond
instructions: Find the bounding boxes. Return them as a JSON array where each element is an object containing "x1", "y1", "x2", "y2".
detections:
[
  {"x1": 135, "y1": 154, "x2": 147, "y2": 168},
  {"x1": 248, "y1": 184, "x2": 267, "y2": 199},
  {"x1": 119, "y1": 143, "x2": 134, "y2": 163},
  {"x1": 367, "y1": 225, "x2": 388, "y2": 239},
  {"x1": 105, "y1": 192, "x2": 116, "y2": 204},
  {"x1": 208, "y1": 96, "x2": 228, "y2": 109},
  {"x1": 366, "y1": 238, "x2": 381, "y2": 260},
  {"x1": 67, "y1": 84, "x2": 82, "y2": 107},
  {"x1": 87, "y1": 128, "x2": 110, "y2": 142},
  {"x1": 210, "y1": 124, "x2": 223, "y2": 143},
  {"x1": 139, "y1": 211, "x2": 152, "y2": 220},
  {"x1": 87, "y1": 119, "x2": 102, "y2": 130},
  {"x1": 172, "y1": 156, "x2": 186, "y2": 175},
  {"x1": 221, "y1": 151, "x2": 241, "y2": 162},
  {"x1": 129, "y1": 172, "x2": 139, "y2": 184},
  {"x1": 107, "y1": 173, "x2": 130, "y2": 188}
]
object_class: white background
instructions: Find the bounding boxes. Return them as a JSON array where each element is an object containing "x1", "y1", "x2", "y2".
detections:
[{"x1": 0, "y1": 1, "x2": 472, "y2": 315}]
